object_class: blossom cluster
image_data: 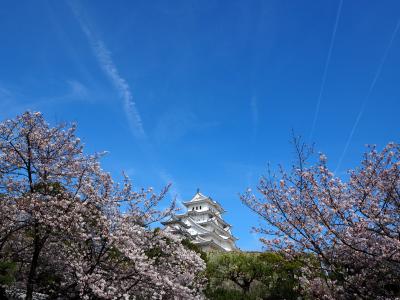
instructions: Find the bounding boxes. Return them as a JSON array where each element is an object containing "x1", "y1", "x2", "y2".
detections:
[
  {"x1": 242, "y1": 139, "x2": 400, "y2": 299},
  {"x1": 0, "y1": 111, "x2": 206, "y2": 299}
]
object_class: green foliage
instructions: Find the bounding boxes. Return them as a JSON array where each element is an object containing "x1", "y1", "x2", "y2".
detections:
[
  {"x1": 205, "y1": 251, "x2": 309, "y2": 300},
  {"x1": 0, "y1": 260, "x2": 17, "y2": 286},
  {"x1": 206, "y1": 252, "x2": 267, "y2": 292},
  {"x1": 181, "y1": 239, "x2": 208, "y2": 262},
  {"x1": 206, "y1": 288, "x2": 255, "y2": 300},
  {"x1": 33, "y1": 181, "x2": 65, "y2": 195},
  {"x1": 258, "y1": 252, "x2": 309, "y2": 299},
  {"x1": 35, "y1": 265, "x2": 63, "y2": 296}
]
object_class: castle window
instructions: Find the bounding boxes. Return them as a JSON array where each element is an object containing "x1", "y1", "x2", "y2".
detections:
[{"x1": 199, "y1": 206, "x2": 202, "y2": 210}]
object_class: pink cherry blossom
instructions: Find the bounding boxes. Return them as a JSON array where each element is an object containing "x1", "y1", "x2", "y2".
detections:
[
  {"x1": 0, "y1": 111, "x2": 206, "y2": 299},
  {"x1": 242, "y1": 137, "x2": 400, "y2": 299}
]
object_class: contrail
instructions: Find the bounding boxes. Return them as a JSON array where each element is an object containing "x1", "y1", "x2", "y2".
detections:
[
  {"x1": 335, "y1": 18, "x2": 400, "y2": 173},
  {"x1": 309, "y1": 0, "x2": 344, "y2": 141},
  {"x1": 67, "y1": 1, "x2": 192, "y2": 212},
  {"x1": 68, "y1": 2, "x2": 146, "y2": 139}
]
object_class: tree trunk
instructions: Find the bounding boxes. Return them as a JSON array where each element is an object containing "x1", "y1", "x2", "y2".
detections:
[
  {"x1": 26, "y1": 225, "x2": 42, "y2": 300},
  {"x1": 242, "y1": 281, "x2": 251, "y2": 294},
  {"x1": 232, "y1": 277, "x2": 252, "y2": 294}
]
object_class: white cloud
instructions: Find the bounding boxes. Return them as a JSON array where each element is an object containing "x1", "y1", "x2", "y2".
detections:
[
  {"x1": 250, "y1": 95, "x2": 258, "y2": 135},
  {"x1": 68, "y1": 2, "x2": 145, "y2": 139},
  {"x1": 0, "y1": 80, "x2": 91, "y2": 118},
  {"x1": 0, "y1": 86, "x2": 13, "y2": 100},
  {"x1": 67, "y1": 79, "x2": 88, "y2": 99},
  {"x1": 154, "y1": 107, "x2": 219, "y2": 144},
  {"x1": 158, "y1": 170, "x2": 185, "y2": 210}
]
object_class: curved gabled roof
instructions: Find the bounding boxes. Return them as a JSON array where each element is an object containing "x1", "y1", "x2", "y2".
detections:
[
  {"x1": 186, "y1": 210, "x2": 230, "y2": 227},
  {"x1": 193, "y1": 239, "x2": 227, "y2": 251},
  {"x1": 183, "y1": 217, "x2": 237, "y2": 241},
  {"x1": 183, "y1": 217, "x2": 210, "y2": 234},
  {"x1": 163, "y1": 190, "x2": 238, "y2": 251},
  {"x1": 183, "y1": 191, "x2": 226, "y2": 213},
  {"x1": 197, "y1": 223, "x2": 238, "y2": 241},
  {"x1": 161, "y1": 216, "x2": 191, "y2": 229}
]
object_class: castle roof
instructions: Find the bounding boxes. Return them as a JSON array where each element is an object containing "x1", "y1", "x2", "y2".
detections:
[
  {"x1": 162, "y1": 190, "x2": 237, "y2": 251},
  {"x1": 194, "y1": 239, "x2": 227, "y2": 251},
  {"x1": 161, "y1": 215, "x2": 190, "y2": 228},
  {"x1": 196, "y1": 220, "x2": 238, "y2": 241},
  {"x1": 183, "y1": 191, "x2": 225, "y2": 213},
  {"x1": 187, "y1": 210, "x2": 230, "y2": 226}
]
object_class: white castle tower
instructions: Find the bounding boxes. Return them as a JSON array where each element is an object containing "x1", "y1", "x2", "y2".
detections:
[{"x1": 162, "y1": 190, "x2": 238, "y2": 252}]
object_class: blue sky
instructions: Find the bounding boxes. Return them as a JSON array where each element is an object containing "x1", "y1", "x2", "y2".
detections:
[{"x1": 1, "y1": 0, "x2": 399, "y2": 250}]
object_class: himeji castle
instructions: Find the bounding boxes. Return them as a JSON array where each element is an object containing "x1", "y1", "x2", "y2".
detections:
[{"x1": 162, "y1": 190, "x2": 238, "y2": 252}]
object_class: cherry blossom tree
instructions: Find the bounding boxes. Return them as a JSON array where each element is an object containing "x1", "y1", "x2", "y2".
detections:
[
  {"x1": 0, "y1": 111, "x2": 206, "y2": 299},
  {"x1": 242, "y1": 137, "x2": 400, "y2": 299}
]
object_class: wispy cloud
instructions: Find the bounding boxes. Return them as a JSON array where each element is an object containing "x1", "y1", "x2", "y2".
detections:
[
  {"x1": 67, "y1": 2, "x2": 197, "y2": 211},
  {"x1": 153, "y1": 107, "x2": 219, "y2": 144},
  {"x1": 158, "y1": 170, "x2": 185, "y2": 210},
  {"x1": 309, "y1": 0, "x2": 343, "y2": 141},
  {"x1": 0, "y1": 85, "x2": 16, "y2": 117},
  {"x1": 0, "y1": 80, "x2": 90, "y2": 117},
  {"x1": 48, "y1": 79, "x2": 90, "y2": 103},
  {"x1": 68, "y1": 1, "x2": 145, "y2": 139},
  {"x1": 0, "y1": 86, "x2": 13, "y2": 100},
  {"x1": 335, "y1": 18, "x2": 400, "y2": 173},
  {"x1": 67, "y1": 79, "x2": 88, "y2": 99},
  {"x1": 154, "y1": 109, "x2": 197, "y2": 144},
  {"x1": 250, "y1": 95, "x2": 258, "y2": 136}
]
